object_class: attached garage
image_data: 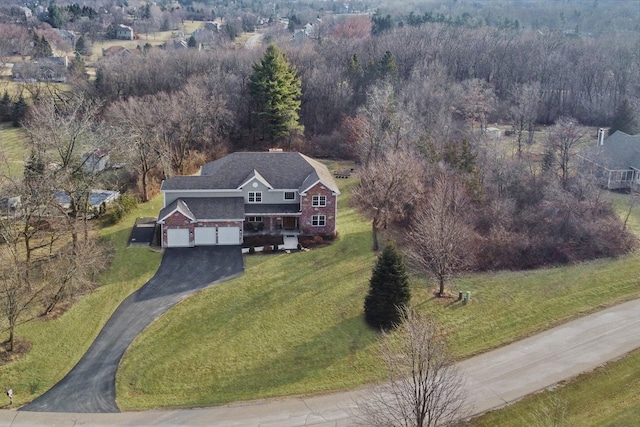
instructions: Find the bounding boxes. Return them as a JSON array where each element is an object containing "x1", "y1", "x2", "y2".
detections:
[
  {"x1": 166, "y1": 228, "x2": 190, "y2": 247},
  {"x1": 217, "y1": 226, "x2": 241, "y2": 245},
  {"x1": 194, "y1": 227, "x2": 216, "y2": 245},
  {"x1": 157, "y1": 197, "x2": 245, "y2": 248}
]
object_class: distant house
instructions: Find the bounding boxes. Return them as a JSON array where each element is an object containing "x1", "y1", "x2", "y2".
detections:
[
  {"x1": 82, "y1": 149, "x2": 110, "y2": 174},
  {"x1": 163, "y1": 39, "x2": 189, "y2": 50},
  {"x1": 12, "y1": 57, "x2": 69, "y2": 82},
  {"x1": 204, "y1": 21, "x2": 221, "y2": 31},
  {"x1": 101, "y1": 46, "x2": 133, "y2": 58},
  {"x1": 191, "y1": 28, "x2": 216, "y2": 44},
  {"x1": 116, "y1": 24, "x2": 134, "y2": 40},
  {"x1": 578, "y1": 130, "x2": 640, "y2": 190},
  {"x1": 56, "y1": 29, "x2": 76, "y2": 48},
  {"x1": 158, "y1": 151, "x2": 340, "y2": 248}
]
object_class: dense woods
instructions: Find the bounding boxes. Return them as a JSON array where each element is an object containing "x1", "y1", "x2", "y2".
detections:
[{"x1": 0, "y1": 0, "x2": 638, "y2": 310}]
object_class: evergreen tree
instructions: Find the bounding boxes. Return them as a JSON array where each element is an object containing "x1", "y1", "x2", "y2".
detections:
[
  {"x1": 371, "y1": 10, "x2": 393, "y2": 35},
  {"x1": 610, "y1": 98, "x2": 639, "y2": 136},
  {"x1": 377, "y1": 50, "x2": 398, "y2": 81},
  {"x1": 47, "y1": 2, "x2": 64, "y2": 28},
  {"x1": 0, "y1": 91, "x2": 11, "y2": 122},
  {"x1": 249, "y1": 44, "x2": 303, "y2": 141},
  {"x1": 364, "y1": 243, "x2": 411, "y2": 330},
  {"x1": 11, "y1": 95, "x2": 28, "y2": 128},
  {"x1": 75, "y1": 35, "x2": 92, "y2": 56},
  {"x1": 187, "y1": 35, "x2": 197, "y2": 48},
  {"x1": 33, "y1": 34, "x2": 53, "y2": 58}
]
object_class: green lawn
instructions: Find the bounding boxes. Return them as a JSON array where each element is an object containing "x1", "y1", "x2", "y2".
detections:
[
  {"x1": 474, "y1": 347, "x2": 640, "y2": 426},
  {"x1": 0, "y1": 197, "x2": 163, "y2": 406},
  {"x1": 0, "y1": 123, "x2": 28, "y2": 177},
  {"x1": 0, "y1": 156, "x2": 638, "y2": 413},
  {"x1": 116, "y1": 175, "x2": 381, "y2": 408},
  {"x1": 116, "y1": 173, "x2": 640, "y2": 410}
]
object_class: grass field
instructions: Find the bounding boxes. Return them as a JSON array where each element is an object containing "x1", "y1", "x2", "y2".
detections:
[
  {"x1": 474, "y1": 347, "x2": 640, "y2": 426},
  {"x1": 116, "y1": 169, "x2": 640, "y2": 410},
  {"x1": 0, "y1": 123, "x2": 28, "y2": 177}
]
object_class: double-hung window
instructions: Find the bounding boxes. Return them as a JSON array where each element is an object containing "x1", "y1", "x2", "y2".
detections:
[
  {"x1": 284, "y1": 191, "x2": 296, "y2": 200},
  {"x1": 248, "y1": 192, "x2": 262, "y2": 203},
  {"x1": 312, "y1": 195, "x2": 326, "y2": 207},
  {"x1": 312, "y1": 215, "x2": 326, "y2": 226}
]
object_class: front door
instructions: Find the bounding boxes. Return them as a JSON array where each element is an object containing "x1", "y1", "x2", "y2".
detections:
[{"x1": 283, "y1": 217, "x2": 297, "y2": 230}]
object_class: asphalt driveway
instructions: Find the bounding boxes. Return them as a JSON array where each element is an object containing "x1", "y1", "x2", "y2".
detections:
[{"x1": 21, "y1": 246, "x2": 244, "y2": 413}]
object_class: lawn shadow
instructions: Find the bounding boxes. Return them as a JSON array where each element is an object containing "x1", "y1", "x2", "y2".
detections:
[{"x1": 211, "y1": 315, "x2": 379, "y2": 400}]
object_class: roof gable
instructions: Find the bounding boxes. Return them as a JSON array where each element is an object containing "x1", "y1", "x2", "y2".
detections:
[
  {"x1": 580, "y1": 131, "x2": 640, "y2": 170},
  {"x1": 158, "y1": 199, "x2": 195, "y2": 223},
  {"x1": 238, "y1": 169, "x2": 273, "y2": 189}
]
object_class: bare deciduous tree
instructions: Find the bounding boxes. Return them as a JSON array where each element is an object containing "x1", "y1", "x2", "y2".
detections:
[
  {"x1": 406, "y1": 173, "x2": 473, "y2": 297},
  {"x1": 509, "y1": 82, "x2": 541, "y2": 155},
  {"x1": 349, "y1": 82, "x2": 415, "y2": 165},
  {"x1": 106, "y1": 95, "x2": 165, "y2": 201},
  {"x1": 357, "y1": 308, "x2": 468, "y2": 427},
  {"x1": 543, "y1": 116, "x2": 585, "y2": 189},
  {"x1": 354, "y1": 150, "x2": 424, "y2": 251},
  {"x1": 24, "y1": 94, "x2": 113, "y2": 246}
]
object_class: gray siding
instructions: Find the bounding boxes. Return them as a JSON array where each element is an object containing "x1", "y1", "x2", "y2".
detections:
[{"x1": 242, "y1": 178, "x2": 299, "y2": 204}]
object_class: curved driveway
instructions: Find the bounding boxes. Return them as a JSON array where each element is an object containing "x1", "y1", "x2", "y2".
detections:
[{"x1": 22, "y1": 246, "x2": 243, "y2": 413}]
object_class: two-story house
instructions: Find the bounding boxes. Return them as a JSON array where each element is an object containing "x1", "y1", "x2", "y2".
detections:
[{"x1": 157, "y1": 151, "x2": 340, "y2": 247}]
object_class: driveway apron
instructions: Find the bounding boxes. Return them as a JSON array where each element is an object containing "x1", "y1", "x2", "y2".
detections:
[{"x1": 22, "y1": 246, "x2": 244, "y2": 413}]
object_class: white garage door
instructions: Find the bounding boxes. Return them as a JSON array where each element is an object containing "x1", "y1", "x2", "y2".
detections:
[
  {"x1": 166, "y1": 228, "x2": 190, "y2": 247},
  {"x1": 194, "y1": 227, "x2": 216, "y2": 245},
  {"x1": 217, "y1": 226, "x2": 241, "y2": 245}
]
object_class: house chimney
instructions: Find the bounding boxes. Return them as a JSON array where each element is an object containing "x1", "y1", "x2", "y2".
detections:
[{"x1": 597, "y1": 128, "x2": 605, "y2": 146}]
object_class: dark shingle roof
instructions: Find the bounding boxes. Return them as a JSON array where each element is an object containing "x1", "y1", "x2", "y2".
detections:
[
  {"x1": 580, "y1": 131, "x2": 640, "y2": 170},
  {"x1": 244, "y1": 204, "x2": 301, "y2": 214},
  {"x1": 159, "y1": 197, "x2": 244, "y2": 221},
  {"x1": 161, "y1": 152, "x2": 339, "y2": 193}
]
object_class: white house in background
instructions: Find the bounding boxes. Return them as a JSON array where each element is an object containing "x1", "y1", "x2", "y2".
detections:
[
  {"x1": 116, "y1": 25, "x2": 134, "y2": 40},
  {"x1": 578, "y1": 130, "x2": 640, "y2": 190}
]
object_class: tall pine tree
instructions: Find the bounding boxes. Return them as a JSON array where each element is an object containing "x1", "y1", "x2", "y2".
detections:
[
  {"x1": 249, "y1": 44, "x2": 303, "y2": 142},
  {"x1": 364, "y1": 243, "x2": 411, "y2": 330}
]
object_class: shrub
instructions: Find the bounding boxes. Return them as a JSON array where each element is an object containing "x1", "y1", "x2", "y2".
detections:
[
  {"x1": 262, "y1": 244, "x2": 272, "y2": 254},
  {"x1": 248, "y1": 246, "x2": 256, "y2": 254},
  {"x1": 109, "y1": 193, "x2": 139, "y2": 224}
]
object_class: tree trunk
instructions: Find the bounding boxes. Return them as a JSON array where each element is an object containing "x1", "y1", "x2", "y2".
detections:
[
  {"x1": 142, "y1": 170, "x2": 149, "y2": 202},
  {"x1": 8, "y1": 321, "x2": 15, "y2": 352},
  {"x1": 438, "y1": 276, "x2": 445, "y2": 298},
  {"x1": 372, "y1": 220, "x2": 379, "y2": 252}
]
